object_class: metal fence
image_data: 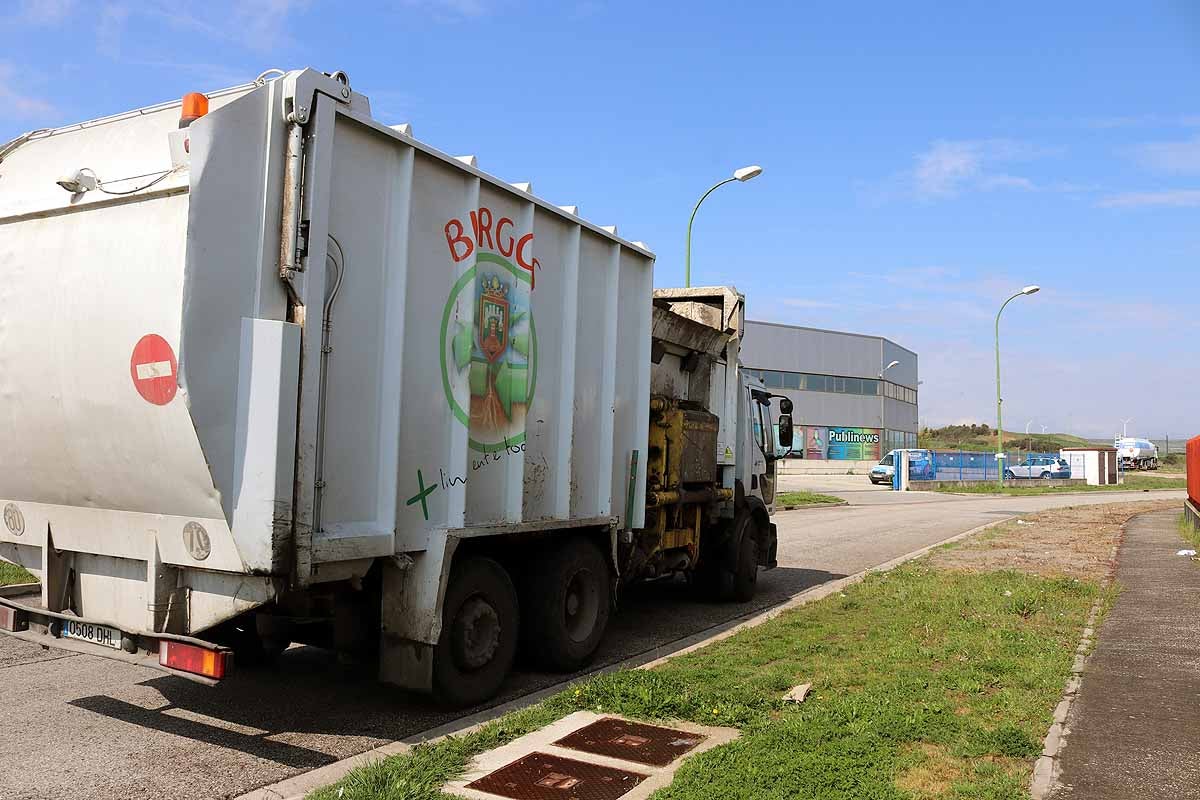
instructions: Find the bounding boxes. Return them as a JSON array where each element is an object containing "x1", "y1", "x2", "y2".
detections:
[{"x1": 915, "y1": 450, "x2": 1062, "y2": 482}]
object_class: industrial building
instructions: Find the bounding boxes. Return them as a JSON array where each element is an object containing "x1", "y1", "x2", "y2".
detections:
[{"x1": 741, "y1": 320, "x2": 919, "y2": 461}]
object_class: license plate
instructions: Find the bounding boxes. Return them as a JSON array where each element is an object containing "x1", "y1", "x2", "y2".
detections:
[{"x1": 60, "y1": 619, "x2": 122, "y2": 650}]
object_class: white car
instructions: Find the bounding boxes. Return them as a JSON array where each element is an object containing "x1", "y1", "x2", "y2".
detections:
[{"x1": 1005, "y1": 456, "x2": 1071, "y2": 480}]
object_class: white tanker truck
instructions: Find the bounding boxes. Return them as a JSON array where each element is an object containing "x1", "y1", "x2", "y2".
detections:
[
  {"x1": 1114, "y1": 438, "x2": 1159, "y2": 471},
  {"x1": 0, "y1": 69, "x2": 790, "y2": 706}
]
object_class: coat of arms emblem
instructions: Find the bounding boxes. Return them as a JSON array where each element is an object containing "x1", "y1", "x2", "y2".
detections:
[{"x1": 478, "y1": 275, "x2": 509, "y2": 363}]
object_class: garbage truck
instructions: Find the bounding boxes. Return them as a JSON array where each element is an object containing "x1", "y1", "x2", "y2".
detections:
[{"x1": 0, "y1": 68, "x2": 791, "y2": 705}]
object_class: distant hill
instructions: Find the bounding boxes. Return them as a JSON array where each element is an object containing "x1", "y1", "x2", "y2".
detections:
[{"x1": 918, "y1": 424, "x2": 1091, "y2": 453}]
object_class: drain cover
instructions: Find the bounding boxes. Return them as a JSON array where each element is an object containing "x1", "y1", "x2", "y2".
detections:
[
  {"x1": 554, "y1": 717, "x2": 707, "y2": 767},
  {"x1": 466, "y1": 752, "x2": 647, "y2": 800}
]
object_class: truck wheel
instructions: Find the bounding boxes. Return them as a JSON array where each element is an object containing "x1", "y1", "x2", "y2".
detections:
[
  {"x1": 522, "y1": 538, "x2": 610, "y2": 672},
  {"x1": 730, "y1": 516, "x2": 760, "y2": 602},
  {"x1": 697, "y1": 515, "x2": 760, "y2": 603},
  {"x1": 433, "y1": 556, "x2": 519, "y2": 707}
]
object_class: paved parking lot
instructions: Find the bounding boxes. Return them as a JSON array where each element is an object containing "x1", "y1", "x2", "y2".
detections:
[{"x1": 0, "y1": 486, "x2": 1185, "y2": 800}]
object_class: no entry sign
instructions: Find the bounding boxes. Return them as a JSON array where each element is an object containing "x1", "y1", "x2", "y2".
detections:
[{"x1": 130, "y1": 334, "x2": 178, "y2": 405}]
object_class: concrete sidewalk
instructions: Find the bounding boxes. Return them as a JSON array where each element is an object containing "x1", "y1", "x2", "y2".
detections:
[{"x1": 1050, "y1": 510, "x2": 1200, "y2": 799}]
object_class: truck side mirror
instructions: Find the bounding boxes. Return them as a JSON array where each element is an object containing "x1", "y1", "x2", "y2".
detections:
[
  {"x1": 779, "y1": 397, "x2": 793, "y2": 415},
  {"x1": 777, "y1": 414, "x2": 793, "y2": 449}
]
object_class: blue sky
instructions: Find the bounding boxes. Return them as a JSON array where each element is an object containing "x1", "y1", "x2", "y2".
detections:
[{"x1": 3, "y1": 1, "x2": 1197, "y2": 439}]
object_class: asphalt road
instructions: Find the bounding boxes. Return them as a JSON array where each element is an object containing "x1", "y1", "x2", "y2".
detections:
[{"x1": 0, "y1": 483, "x2": 1185, "y2": 800}]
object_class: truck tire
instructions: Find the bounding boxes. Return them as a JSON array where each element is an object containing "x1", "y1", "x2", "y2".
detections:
[
  {"x1": 433, "y1": 556, "x2": 519, "y2": 707},
  {"x1": 521, "y1": 538, "x2": 610, "y2": 672},
  {"x1": 729, "y1": 516, "x2": 760, "y2": 602},
  {"x1": 696, "y1": 514, "x2": 760, "y2": 603}
]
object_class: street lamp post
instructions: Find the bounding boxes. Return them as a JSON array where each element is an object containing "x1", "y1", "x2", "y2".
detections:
[
  {"x1": 879, "y1": 359, "x2": 900, "y2": 448},
  {"x1": 685, "y1": 165, "x2": 763, "y2": 287},
  {"x1": 995, "y1": 285, "x2": 1041, "y2": 487}
]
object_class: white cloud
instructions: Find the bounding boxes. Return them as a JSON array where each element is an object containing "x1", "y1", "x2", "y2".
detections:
[
  {"x1": 1097, "y1": 190, "x2": 1200, "y2": 208},
  {"x1": 907, "y1": 139, "x2": 1045, "y2": 199},
  {"x1": 140, "y1": 0, "x2": 309, "y2": 52},
  {"x1": 85, "y1": 1, "x2": 309, "y2": 59},
  {"x1": 1132, "y1": 135, "x2": 1200, "y2": 174},
  {"x1": 913, "y1": 141, "x2": 980, "y2": 197},
  {"x1": 0, "y1": 61, "x2": 56, "y2": 120}
]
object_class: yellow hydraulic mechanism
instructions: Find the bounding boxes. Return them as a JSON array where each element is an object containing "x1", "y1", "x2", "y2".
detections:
[{"x1": 641, "y1": 396, "x2": 732, "y2": 563}]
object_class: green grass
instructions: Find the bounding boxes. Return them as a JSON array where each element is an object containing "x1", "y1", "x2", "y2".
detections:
[
  {"x1": 1180, "y1": 513, "x2": 1200, "y2": 551},
  {"x1": 311, "y1": 563, "x2": 1101, "y2": 800},
  {"x1": 1161, "y1": 453, "x2": 1188, "y2": 472},
  {"x1": 775, "y1": 491, "x2": 844, "y2": 506},
  {"x1": 0, "y1": 561, "x2": 35, "y2": 586},
  {"x1": 935, "y1": 474, "x2": 1187, "y2": 496}
]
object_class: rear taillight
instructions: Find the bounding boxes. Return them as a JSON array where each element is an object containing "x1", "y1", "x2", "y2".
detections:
[
  {"x1": 159, "y1": 641, "x2": 229, "y2": 679},
  {"x1": 0, "y1": 605, "x2": 28, "y2": 632}
]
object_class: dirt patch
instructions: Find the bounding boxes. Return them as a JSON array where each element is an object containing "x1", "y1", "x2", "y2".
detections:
[
  {"x1": 895, "y1": 742, "x2": 963, "y2": 796},
  {"x1": 926, "y1": 500, "x2": 1178, "y2": 581}
]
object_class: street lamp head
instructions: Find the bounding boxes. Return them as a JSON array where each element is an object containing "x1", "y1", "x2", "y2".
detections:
[
  {"x1": 885, "y1": 360, "x2": 900, "y2": 371},
  {"x1": 733, "y1": 165, "x2": 763, "y2": 182},
  {"x1": 1020, "y1": 285, "x2": 1041, "y2": 295}
]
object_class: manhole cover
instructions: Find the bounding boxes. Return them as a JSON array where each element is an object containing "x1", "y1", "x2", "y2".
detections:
[
  {"x1": 554, "y1": 717, "x2": 707, "y2": 767},
  {"x1": 466, "y1": 752, "x2": 647, "y2": 800}
]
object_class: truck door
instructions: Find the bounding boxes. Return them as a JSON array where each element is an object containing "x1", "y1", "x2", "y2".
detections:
[{"x1": 751, "y1": 392, "x2": 776, "y2": 505}]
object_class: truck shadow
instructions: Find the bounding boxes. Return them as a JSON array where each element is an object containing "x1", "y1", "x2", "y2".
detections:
[{"x1": 67, "y1": 565, "x2": 843, "y2": 770}]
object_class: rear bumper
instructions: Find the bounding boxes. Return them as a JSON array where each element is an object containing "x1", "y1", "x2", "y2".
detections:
[{"x1": 0, "y1": 584, "x2": 231, "y2": 685}]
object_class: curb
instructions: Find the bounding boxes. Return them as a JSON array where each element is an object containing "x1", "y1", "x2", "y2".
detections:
[
  {"x1": 775, "y1": 500, "x2": 849, "y2": 511},
  {"x1": 935, "y1": 488, "x2": 1186, "y2": 498},
  {"x1": 238, "y1": 515, "x2": 1019, "y2": 800},
  {"x1": 1028, "y1": 511, "x2": 1133, "y2": 799}
]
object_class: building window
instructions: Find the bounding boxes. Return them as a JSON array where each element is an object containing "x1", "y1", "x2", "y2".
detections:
[{"x1": 748, "y1": 367, "x2": 917, "y2": 406}]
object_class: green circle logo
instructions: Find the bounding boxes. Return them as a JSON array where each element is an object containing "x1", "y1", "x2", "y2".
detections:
[{"x1": 440, "y1": 253, "x2": 538, "y2": 453}]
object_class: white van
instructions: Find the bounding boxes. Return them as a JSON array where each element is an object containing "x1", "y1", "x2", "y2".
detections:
[{"x1": 869, "y1": 449, "x2": 936, "y2": 485}]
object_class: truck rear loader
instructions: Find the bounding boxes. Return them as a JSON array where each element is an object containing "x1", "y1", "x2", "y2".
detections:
[{"x1": 0, "y1": 69, "x2": 791, "y2": 705}]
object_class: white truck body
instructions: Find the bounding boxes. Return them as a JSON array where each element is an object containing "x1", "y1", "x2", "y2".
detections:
[
  {"x1": 0, "y1": 69, "x2": 779, "y2": 699},
  {"x1": 1114, "y1": 438, "x2": 1158, "y2": 470}
]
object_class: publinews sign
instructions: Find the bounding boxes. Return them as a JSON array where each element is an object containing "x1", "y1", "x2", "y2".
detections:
[
  {"x1": 827, "y1": 427, "x2": 883, "y2": 461},
  {"x1": 801, "y1": 426, "x2": 883, "y2": 460}
]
